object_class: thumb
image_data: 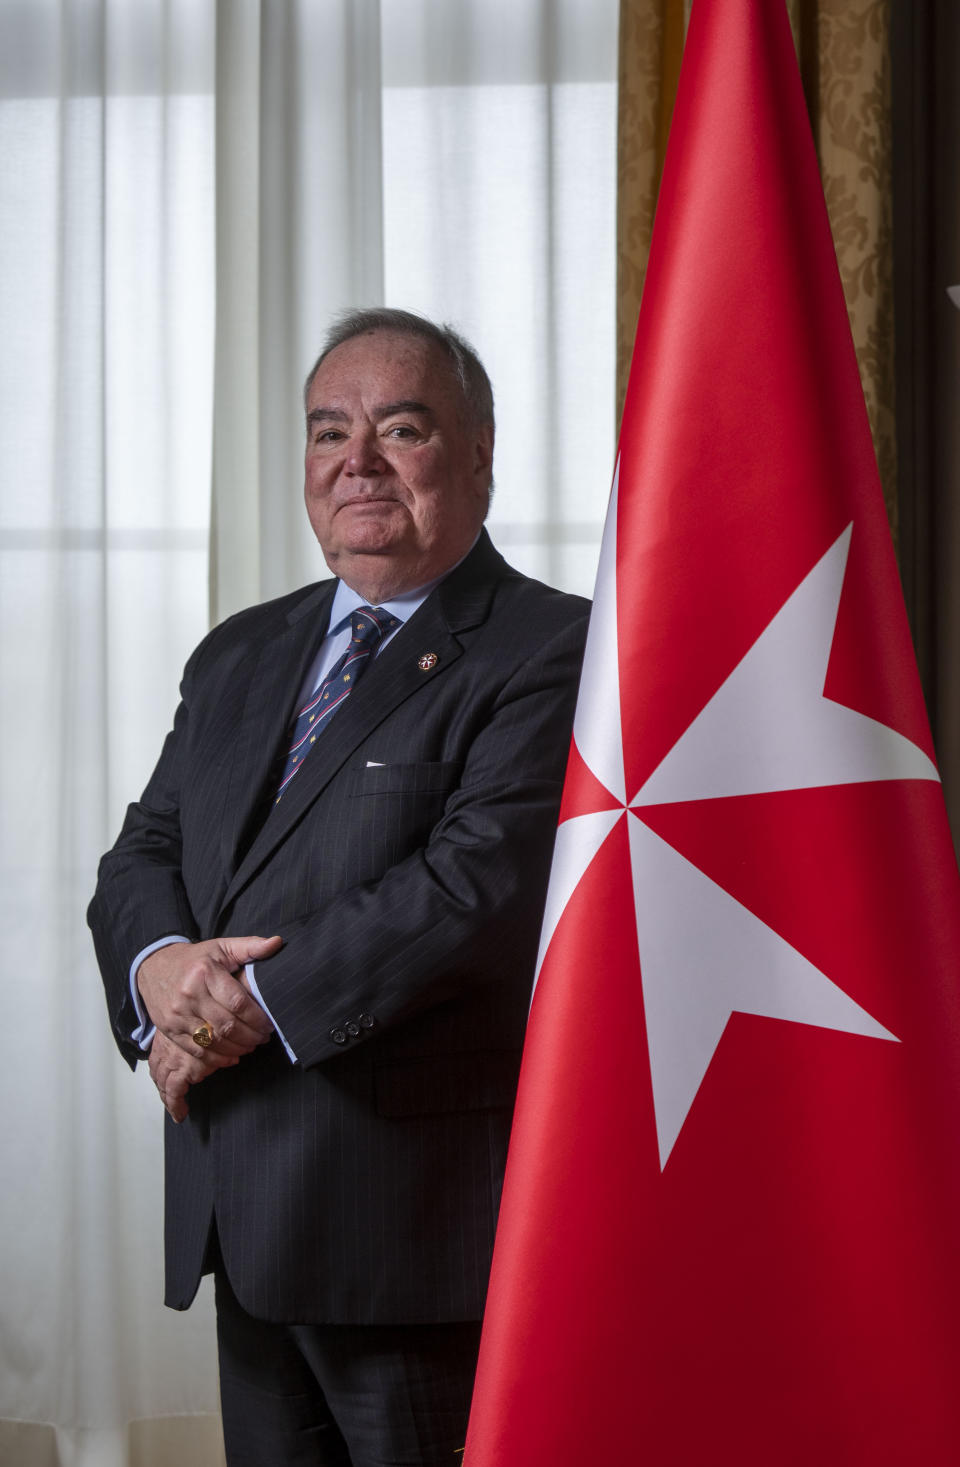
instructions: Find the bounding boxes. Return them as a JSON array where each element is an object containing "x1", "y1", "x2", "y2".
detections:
[{"x1": 218, "y1": 933, "x2": 284, "y2": 968}]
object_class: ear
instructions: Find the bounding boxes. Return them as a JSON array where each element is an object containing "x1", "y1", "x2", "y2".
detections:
[{"x1": 473, "y1": 423, "x2": 495, "y2": 486}]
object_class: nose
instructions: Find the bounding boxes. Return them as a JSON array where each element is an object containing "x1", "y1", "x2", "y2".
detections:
[{"x1": 344, "y1": 430, "x2": 386, "y2": 477}]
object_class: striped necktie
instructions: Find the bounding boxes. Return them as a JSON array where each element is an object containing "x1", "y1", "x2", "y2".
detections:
[{"x1": 273, "y1": 604, "x2": 400, "y2": 802}]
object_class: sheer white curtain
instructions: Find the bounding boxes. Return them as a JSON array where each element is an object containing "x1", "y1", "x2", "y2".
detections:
[
  {"x1": 213, "y1": 0, "x2": 617, "y2": 612},
  {"x1": 0, "y1": 1, "x2": 616, "y2": 1462},
  {"x1": 381, "y1": 0, "x2": 617, "y2": 596},
  {"x1": 211, "y1": 0, "x2": 386, "y2": 617},
  {"x1": 1, "y1": 2, "x2": 221, "y2": 1465}
]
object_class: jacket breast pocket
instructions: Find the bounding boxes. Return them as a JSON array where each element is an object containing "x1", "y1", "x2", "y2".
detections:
[{"x1": 348, "y1": 761, "x2": 461, "y2": 798}]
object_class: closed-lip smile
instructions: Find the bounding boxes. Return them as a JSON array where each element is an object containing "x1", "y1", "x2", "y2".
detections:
[{"x1": 338, "y1": 495, "x2": 399, "y2": 509}]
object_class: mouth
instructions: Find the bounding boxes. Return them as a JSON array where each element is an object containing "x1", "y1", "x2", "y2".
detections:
[{"x1": 337, "y1": 494, "x2": 400, "y2": 510}]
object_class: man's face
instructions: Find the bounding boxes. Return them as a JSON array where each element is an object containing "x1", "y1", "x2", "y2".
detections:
[{"x1": 304, "y1": 330, "x2": 493, "y2": 598}]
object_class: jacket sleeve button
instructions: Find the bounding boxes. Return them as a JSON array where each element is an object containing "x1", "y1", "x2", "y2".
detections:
[
  {"x1": 358, "y1": 1012, "x2": 375, "y2": 1029},
  {"x1": 330, "y1": 1028, "x2": 348, "y2": 1045},
  {"x1": 345, "y1": 1020, "x2": 361, "y2": 1037}
]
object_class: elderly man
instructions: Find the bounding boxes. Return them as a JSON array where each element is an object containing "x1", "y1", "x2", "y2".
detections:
[{"x1": 89, "y1": 308, "x2": 589, "y2": 1466}]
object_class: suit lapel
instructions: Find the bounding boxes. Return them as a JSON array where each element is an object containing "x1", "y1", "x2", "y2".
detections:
[
  {"x1": 218, "y1": 581, "x2": 336, "y2": 881},
  {"x1": 217, "y1": 531, "x2": 509, "y2": 918}
]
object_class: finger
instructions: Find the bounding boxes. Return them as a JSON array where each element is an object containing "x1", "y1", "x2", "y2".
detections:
[
  {"x1": 208, "y1": 971, "x2": 275, "y2": 1034},
  {"x1": 217, "y1": 933, "x2": 283, "y2": 969},
  {"x1": 150, "y1": 1032, "x2": 239, "y2": 1117},
  {"x1": 160, "y1": 1073, "x2": 190, "y2": 1122},
  {"x1": 183, "y1": 1002, "x2": 272, "y2": 1061},
  {"x1": 183, "y1": 1018, "x2": 259, "y2": 1059},
  {"x1": 166, "y1": 1025, "x2": 246, "y2": 1066},
  {"x1": 151, "y1": 1031, "x2": 225, "y2": 1090},
  {"x1": 164, "y1": 1088, "x2": 190, "y2": 1123},
  {"x1": 182, "y1": 1019, "x2": 246, "y2": 1063},
  {"x1": 149, "y1": 1043, "x2": 191, "y2": 1121},
  {"x1": 200, "y1": 970, "x2": 276, "y2": 1047}
]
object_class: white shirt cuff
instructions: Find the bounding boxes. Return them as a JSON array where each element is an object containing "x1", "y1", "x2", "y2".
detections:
[
  {"x1": 245, "y1": 962, "x2": 298, "y2": 1063},
  {"x1": 129, "y1": 935, "x2": 191, "y2": 1051}
]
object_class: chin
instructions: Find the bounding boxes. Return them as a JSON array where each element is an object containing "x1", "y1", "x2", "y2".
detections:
[
  {"x1": 340, "y1": 527, "x2": 409, "y2": 557},
  {"x1": 342, "y1": 502, "x2": 408, "y2": 538}
]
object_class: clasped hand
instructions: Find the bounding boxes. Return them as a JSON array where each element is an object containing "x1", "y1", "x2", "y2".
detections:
[{"x1": 138, "y1": 935, "x2": 282, "y2": 1122}]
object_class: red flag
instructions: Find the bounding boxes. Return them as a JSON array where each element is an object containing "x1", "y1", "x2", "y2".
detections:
[{"x1": 465, "y1": 1, "x2": 960, "y2": 1462}]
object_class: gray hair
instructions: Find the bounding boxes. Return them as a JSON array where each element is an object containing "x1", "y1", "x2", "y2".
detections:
[{"x1": 303, "y1": 307, "x2": 495, "y2": 432}]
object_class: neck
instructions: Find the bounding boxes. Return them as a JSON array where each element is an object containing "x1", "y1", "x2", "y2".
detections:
[{"x1": 333, "y1": 561, "x2": 420, "y2": 604}]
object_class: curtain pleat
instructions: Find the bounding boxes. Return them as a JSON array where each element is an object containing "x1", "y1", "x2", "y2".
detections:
[
  {"x1": 0, "y1": 1415, "x2": 225, "y2": 1467},
  {"x1": 805, "y1": 1, "x2": 897, "y2": 532},
  {"x1": 0, "y1": 1, "x2": 222, "y2": 1458},
  {"x1": 210, "y1": 0, "x2": 385, "y2": 622}
]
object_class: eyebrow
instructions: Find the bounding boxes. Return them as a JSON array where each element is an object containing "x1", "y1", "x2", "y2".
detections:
[
  {"x1": 306, "y1": 407, "x2": 349, "y2": 428},
  {"x1": 306, "y1": 400, "x2": 434, "y2": 429},
  {"x1": 377, "y1": 399, "x2": 433, "y2": 419}
]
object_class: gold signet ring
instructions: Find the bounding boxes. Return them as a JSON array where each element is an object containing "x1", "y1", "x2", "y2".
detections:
[{"x1": 192, "y1": 1023, "x2": 214, "y2": 1049}]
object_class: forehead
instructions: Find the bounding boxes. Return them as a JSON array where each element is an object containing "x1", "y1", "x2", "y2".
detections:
[{"x1": 308, "y1": 330, "x2": 459, "y2": 410}]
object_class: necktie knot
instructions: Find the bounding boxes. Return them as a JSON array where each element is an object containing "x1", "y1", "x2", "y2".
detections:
[{"x1": 351, "y1": 605, "x2": 400, "y2": 650}]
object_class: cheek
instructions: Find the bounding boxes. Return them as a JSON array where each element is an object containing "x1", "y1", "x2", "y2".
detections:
[
  {"x1": 406, "y1": 491, "x2": 448, "y2": 543},
  {"x1": 304, "y1": 480, "x2": 334, "y2": 537},
  {"x1": 413, "y1": 480, "x2": 481, "y2": 542},
  {"x1": 304, "y1": 461, "x2": 334, "y2": 503}
]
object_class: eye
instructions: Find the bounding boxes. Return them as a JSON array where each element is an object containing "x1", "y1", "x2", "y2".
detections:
[
  {"x1": 314, "y1": 428, "x2": 345, "y2": 444},
  {"x1": 385, "y1": 424, "x2": 419, "y2": 440}
]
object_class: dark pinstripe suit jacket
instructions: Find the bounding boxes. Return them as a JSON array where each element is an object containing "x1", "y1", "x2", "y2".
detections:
[{"x1": 89, "y1": 531, "x2": 589, "y2": 1324}]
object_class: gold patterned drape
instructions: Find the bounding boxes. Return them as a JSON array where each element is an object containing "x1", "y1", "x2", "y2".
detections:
[
  {"x1": 616, "y1": 0, "x2": 685, "y2": 428},
  {"x1": 617, "y1": 0, "x2": 897, "y2": 532}
]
